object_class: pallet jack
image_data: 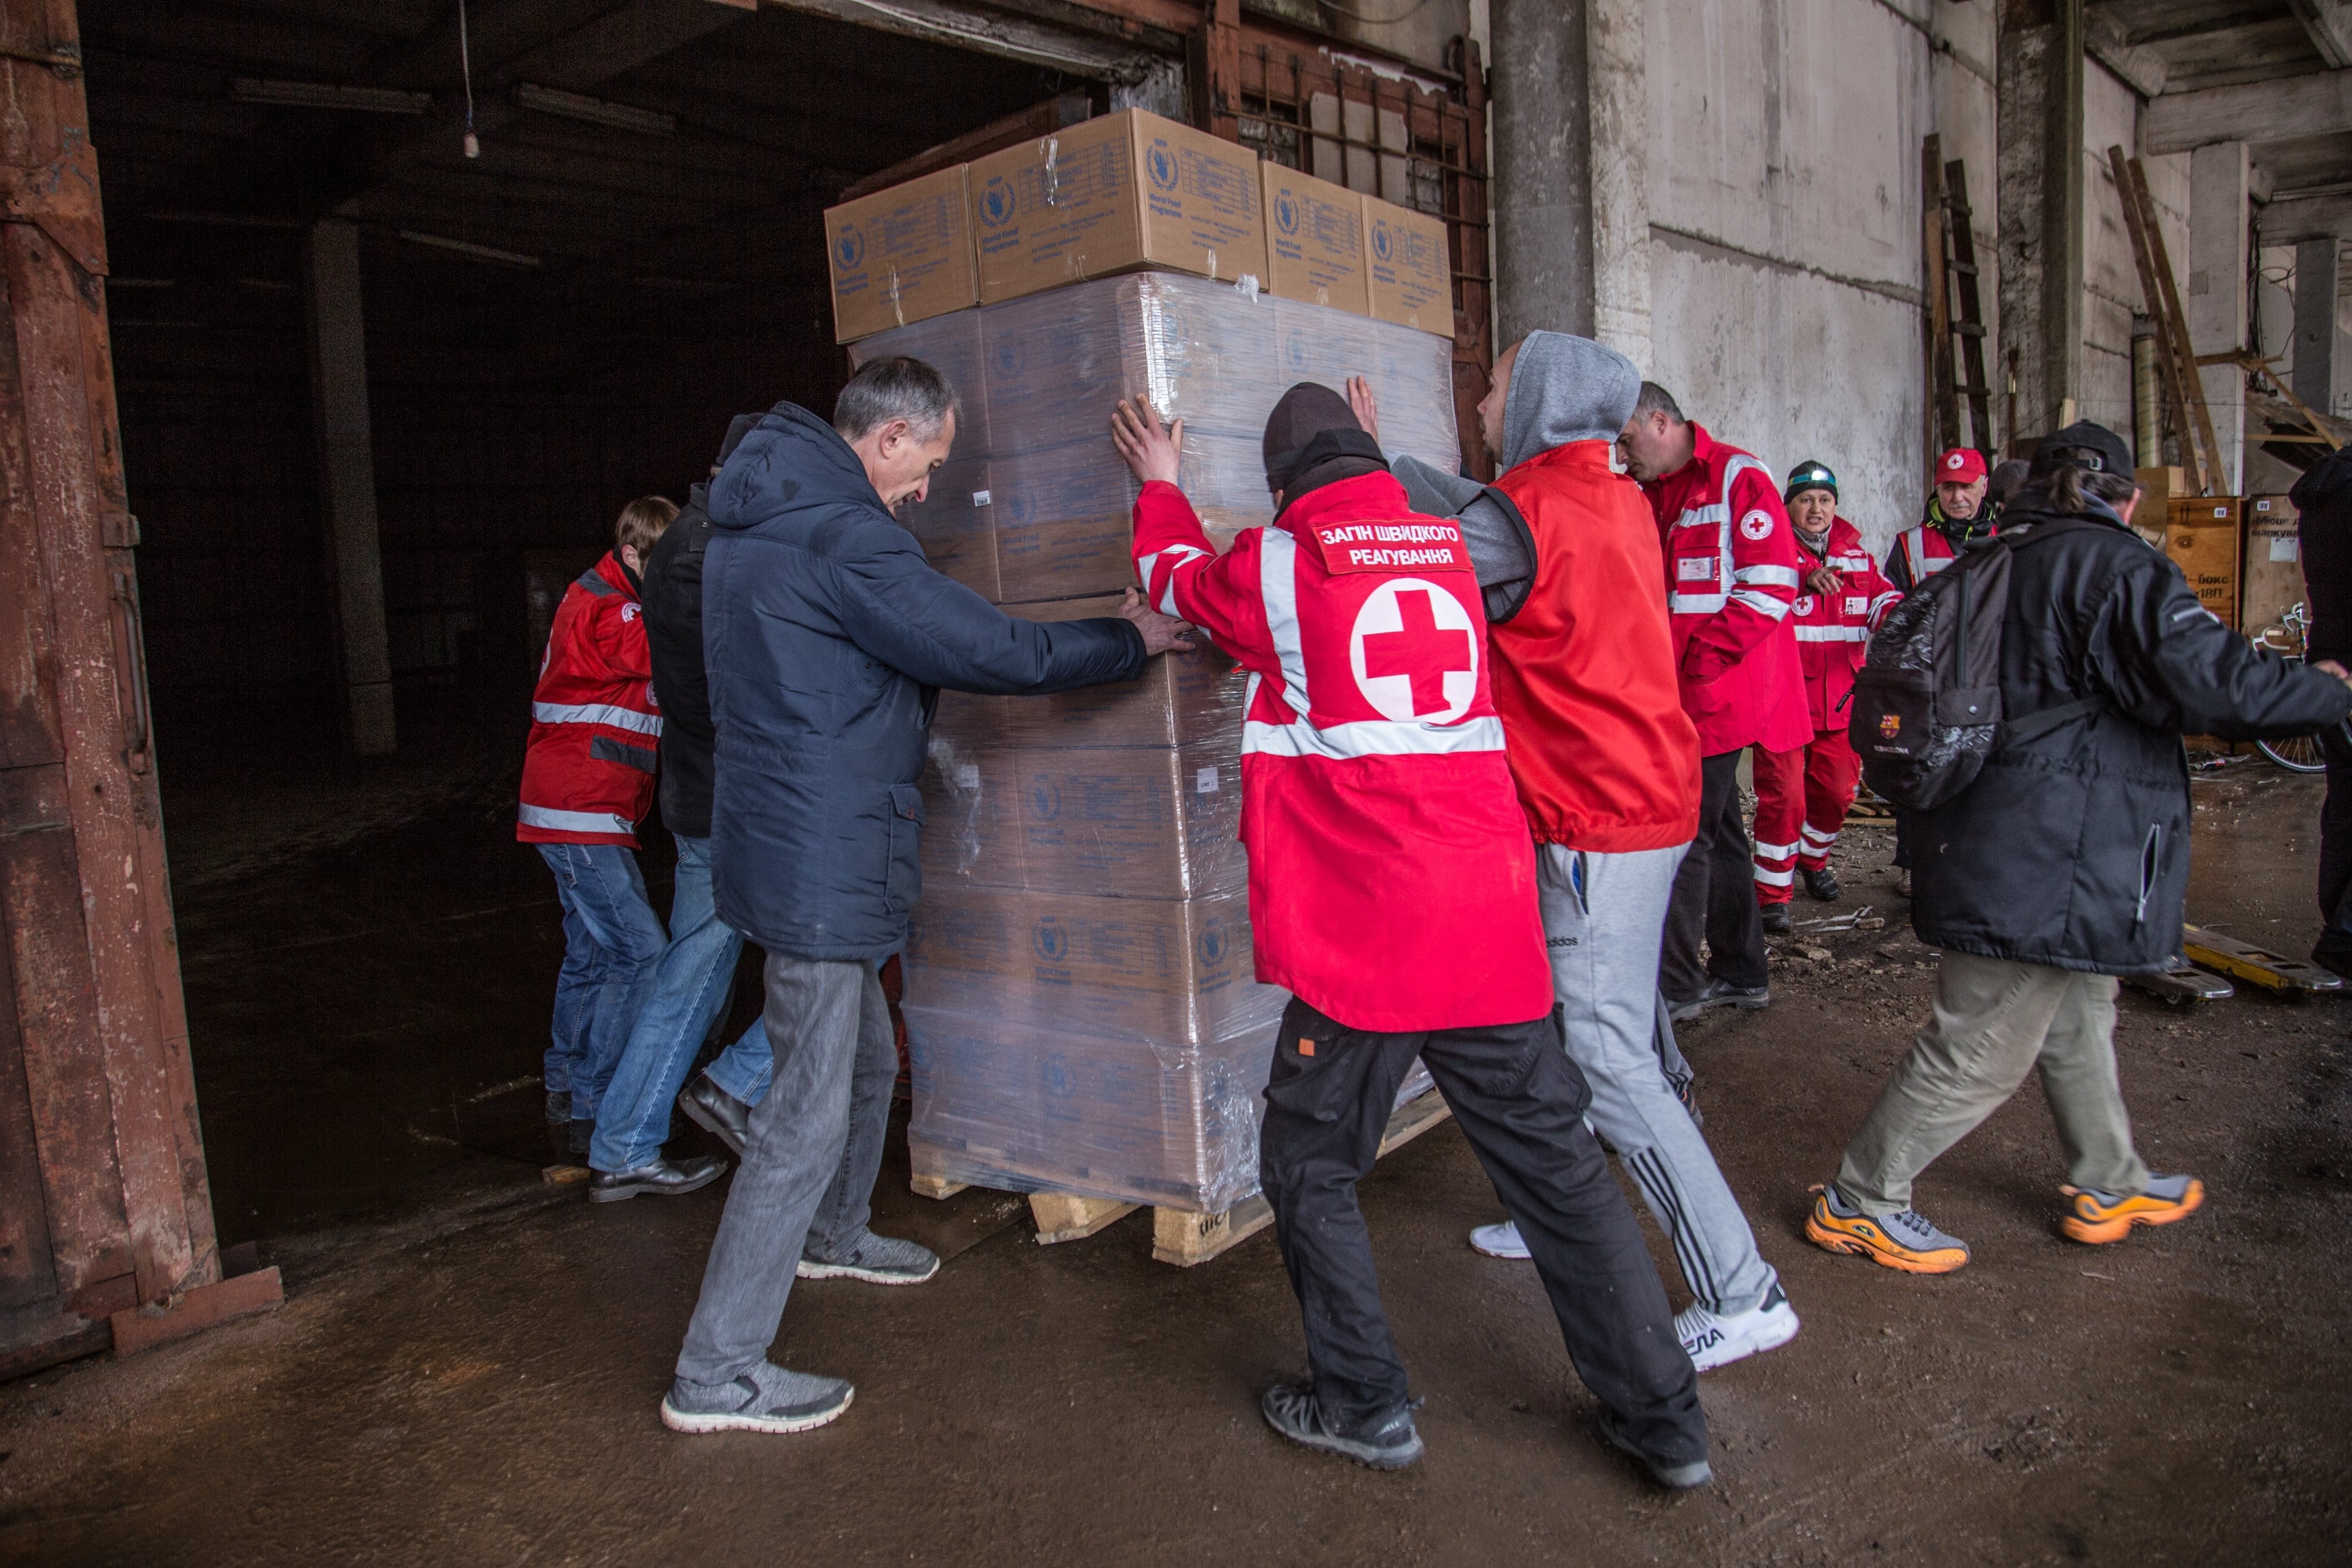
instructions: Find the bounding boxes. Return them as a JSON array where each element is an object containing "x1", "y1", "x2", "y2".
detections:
[{"x1": 2124, "y1": 926, "x2": 2347, "y2": 1005}]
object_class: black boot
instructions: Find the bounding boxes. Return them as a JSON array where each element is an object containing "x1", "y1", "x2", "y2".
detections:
[
  {"x1": 1759, "y1": 901, "x2": 1793, "y2": 936},
  {"x1": 678, "y1": 1074, "x2": 752, "y2": 1159},
  {"x1": 1801, "y1": 865, "x2": 1842, "y2": 902}
]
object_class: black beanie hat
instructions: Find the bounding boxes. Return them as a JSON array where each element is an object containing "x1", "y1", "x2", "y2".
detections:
[{"x1": 1261, "y1": 382, "x2": 1384, "y2": 497}]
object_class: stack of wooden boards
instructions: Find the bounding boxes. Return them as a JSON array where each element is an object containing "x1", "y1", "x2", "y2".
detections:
[
  {"x1": 823, "y1": 106, "x2": 1453, "y2": 343},
  {"x1": 845, "y1": 270, "x2": 1460, "y2": 1253}
]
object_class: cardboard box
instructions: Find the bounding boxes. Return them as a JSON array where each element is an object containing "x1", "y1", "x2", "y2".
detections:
[
  {"x1": 930, "y1": 596, "x2": 1251, "y2": 750},
  {"x1": 969, "y1": 109, "x2": 1267, "y2": 303},
  {"x1": 1361, "y1": 196, "x2": 1452, "y2": 336},
  {"x1": 2165, "y1": 497, "x2": 2241, "y2": 630},
  {"x1": 902, "y1": 882, "x2": 1283, "y2": 1048},
  {"x1": 825, "y1": 165, "x2": 979, "y2": 343},
  {"x1": 2242, "y1": 494, "x2": 2305, "y2": 639},
  {"x1": 1260, "y1": 164, "x2": 1367, "y2": 314},
  {"x1": 919, "y1": 742, "x2": 1245, "y2": 899}
]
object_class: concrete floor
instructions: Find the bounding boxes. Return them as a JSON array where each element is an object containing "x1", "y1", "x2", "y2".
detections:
[{"x1": 1, "y1": 729, "x2": 2347, "y2": 1566}]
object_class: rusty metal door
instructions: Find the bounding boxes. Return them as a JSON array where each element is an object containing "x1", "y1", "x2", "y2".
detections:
[{"x1": 0, "y1": 0, "x2": 235, "y2": 1378}]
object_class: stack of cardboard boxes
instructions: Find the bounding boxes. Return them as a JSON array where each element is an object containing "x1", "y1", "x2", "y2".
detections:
[{"x1": 826, "y1": 110, "x2": 1461, "y2": 1213}]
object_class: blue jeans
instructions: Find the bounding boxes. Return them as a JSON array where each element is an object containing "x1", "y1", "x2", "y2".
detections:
[
  {"x1": 539, "y1": 842, "x2": 667, "y2": 1125},
  {"x1": 590, "y1": 834, "x2": 775, "y2": 1172}
]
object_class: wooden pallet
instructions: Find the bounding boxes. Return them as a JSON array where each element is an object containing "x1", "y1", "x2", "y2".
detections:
[{"x1": 910, "y1": 1085, "x2": 1457, "y2": 1268}]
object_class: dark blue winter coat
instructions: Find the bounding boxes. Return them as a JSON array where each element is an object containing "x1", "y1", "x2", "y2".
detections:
[{"x1": 703, "y1": 402, "x2": 1144, "y2": 959}]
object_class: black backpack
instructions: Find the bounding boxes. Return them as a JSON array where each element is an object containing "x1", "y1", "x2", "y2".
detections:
[{"x1": 1848, "y1": 519, "x2": 2100, "y2": 810}]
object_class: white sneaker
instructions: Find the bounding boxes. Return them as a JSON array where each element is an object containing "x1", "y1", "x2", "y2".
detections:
[
  {"x1": 1675, "y1": 1283, "x2": 1800, "y2": 1372},
  {"x1": 1469, "y1": 1219, "x2": 1531, "y2": 1260}
]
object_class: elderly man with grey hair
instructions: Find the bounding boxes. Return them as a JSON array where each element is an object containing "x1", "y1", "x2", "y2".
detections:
[{"x1": 659, "y1": 357, "x2": 1193, "y2": 1436}]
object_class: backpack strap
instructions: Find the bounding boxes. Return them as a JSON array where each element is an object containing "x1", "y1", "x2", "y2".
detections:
[
  {"x1": 1984, "y1": 516, "x2": 2123, "y2": 743},
  {"x1": 1468, "y1": 485, "x2": 1538, "y2": 625}
]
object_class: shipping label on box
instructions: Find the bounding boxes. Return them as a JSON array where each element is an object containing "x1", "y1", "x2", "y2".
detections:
[
  {"x1": 826, "y1": 165, "x2": 978, "y2": 343},
  {"x1": 2165, "y1": 497, "x2": 2241, "y2": 630},
  {"x1": 970, "y1": 109, "x2": 1267, "y2": 304},
  {"x1": 1361, "y1": 196, "x2": 1451, "y2": 335},
  {"x1": 889, "y1": 456, "x2": 997, "y2": 600},
  {"x1": 1262, "y1": 164, "x2": 1367, "y2": 314}
]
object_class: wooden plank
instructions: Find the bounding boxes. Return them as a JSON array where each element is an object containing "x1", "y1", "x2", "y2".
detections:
[
  {"x1": 2142, "y1": 68, "x2": 2352, "y2": 157},
  {"x1": 2125, "y1": 154, "x2": 2223, "y2": 494},
  {"x1": 907, "y1": 1139, "x2": 969, "y2": 1199},
  {"x1": 2108, "y1": 146, "x2": 2211, "y2": 493},
  {"x1": 1377, "y1": 1083, "x2": 1454, "y2": 1157},
  {"x1": 1922, "y1": 136, "x2": 1956, "y2": 457},
  {"x1": 109, "y1": 1265, "x2": 283, "y2": 1357},
  {"x1": 1030, "y1": 1192, "x2": 1138, "y2": 1245},
  {"x1": 1945, "y1": 157, "x2": 1995, "y2": 454},
  {"x1": 838, "y1": 91, "x2": 1092, "y2": 201}
]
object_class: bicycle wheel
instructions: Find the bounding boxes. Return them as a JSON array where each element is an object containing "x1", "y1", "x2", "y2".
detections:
[{"x1": 2258, "y1": 733, "x2": 2329, "y2": 773}]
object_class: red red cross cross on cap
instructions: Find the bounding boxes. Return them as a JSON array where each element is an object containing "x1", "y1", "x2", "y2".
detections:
[{"x1": 1936, "y1": 447, "x2": 1987, "y2": 485}]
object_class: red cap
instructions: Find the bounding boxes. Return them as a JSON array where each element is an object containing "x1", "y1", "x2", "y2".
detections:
[{"x1": 1935, "y1": 447, "x2": 1987, "y2": 485}]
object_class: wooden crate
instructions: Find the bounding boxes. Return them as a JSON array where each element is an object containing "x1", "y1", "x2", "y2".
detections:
[
  {"x1": 2165, "y1": 497, "x2": 2241, "y2": 631},
  {"x1": 2242, "y1": 494, "x2": 2305, "y2": 640}
]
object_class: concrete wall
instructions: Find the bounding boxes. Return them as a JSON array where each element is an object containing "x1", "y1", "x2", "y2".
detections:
[{"x1": 1639, "y1": 0, "x2": 1994, "y2": 559}]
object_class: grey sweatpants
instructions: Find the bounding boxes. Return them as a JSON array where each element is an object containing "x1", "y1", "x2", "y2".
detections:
[
  {"x1": 674, "y1": 954, "x2": 897, "y2": 1387},
  {"x1": 1538, "y1": 842, "x2": 1779, "y2": 1317},
  {"x1": 1833, "y1": 951, "x2": 2148, "y2": 1214}
]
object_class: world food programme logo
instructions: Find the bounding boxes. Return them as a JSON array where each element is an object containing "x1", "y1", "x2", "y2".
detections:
[
  {"x1": 980, "y1": 176, "x2": 1016, "y2": 227},
  {"x1": 1146, "y1": 141, "x2": 1179, "y2": 192},
  {"x1": 1034, "y1": 917, "x2": 1068, "y2": 962},
  {"x1": 833, "y1": 224, "x2": 864, "y2": 269},
  {"x1": 1197, "y1": 922, "x2": 1228, "y2": 967},
  {"x1": 1027, "y1": 777, "x2": 1061, "y2": 820},
  {"x1": 1370, "y1": 220, "x2": 1394, "y2": 262},
  {"x1": 1275, "y1": 191, "x2": 1300, "y2": 235}
]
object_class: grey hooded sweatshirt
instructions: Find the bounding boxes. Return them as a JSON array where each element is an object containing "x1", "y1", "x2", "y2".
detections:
[{"x1": 1392, "y1": 331, "x2": 1645, "y2": 622}]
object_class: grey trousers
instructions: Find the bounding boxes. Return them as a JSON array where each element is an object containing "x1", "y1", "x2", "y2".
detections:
[
  {"x1": 1538, "y1": 843, "x2": 1779, "y2": 1317},
  {"x1": 674, "y1": 954, "x2": 898, "y2": 1387},
  {"x1": 1835, "y1": 951, "x2": 2149, "y2": 1214}
]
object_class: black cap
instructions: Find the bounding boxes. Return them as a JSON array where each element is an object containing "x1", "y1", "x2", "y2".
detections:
[
  {"x1": 1784, "y1": 460, "x2": 1837, "y2": 503},
  {"x1": 2031, "y1": 420, "x2": 2134, "y2": 482}
]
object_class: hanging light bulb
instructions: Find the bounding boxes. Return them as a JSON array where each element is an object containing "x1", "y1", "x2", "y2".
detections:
[
  {"x1": 458, "y1": 0, "x2": 479, "y2": 158},
  {"x1": 464, "y1": 130, "x2": 479, "y2": 159}
]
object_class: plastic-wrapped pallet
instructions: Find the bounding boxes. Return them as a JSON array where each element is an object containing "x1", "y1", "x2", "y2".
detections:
[{"x1": 851, "y1": 272, "x2": 1459, "y2": 1213}]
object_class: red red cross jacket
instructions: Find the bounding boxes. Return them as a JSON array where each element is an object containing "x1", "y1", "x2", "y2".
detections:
[
  {"x1": 517, "y1": 551, "x2": 662, "y2": 846},
  {"x1": 1638, "y1": 425, "x2": 1812, "y2": 756},
  {"x1": 1132, "y1": 473, "x2": 1553, "y2": 1034},
  {"x1": 1790, "y1": 516, "x2": 1902, "y2": 732}
]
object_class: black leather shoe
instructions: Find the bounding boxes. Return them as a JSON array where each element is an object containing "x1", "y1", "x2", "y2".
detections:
[
  {"x1": 1759, "y1": 902, "x2": 1793, "y2": 936},
  {"x1": 1802, "y1": 866, "x2": 1842, "y2": 902},
  {"x1": 589, "y1": 1154, "x2": 729, "y2": 1204},
  {"x1": 1666, "y1": 979, "x2": 1771, "y2": 1024},
  {"x1": 678, "y1": 1074, "x2": 751, "y2": 1159}
]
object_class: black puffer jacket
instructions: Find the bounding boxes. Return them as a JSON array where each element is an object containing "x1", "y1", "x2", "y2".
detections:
[
  {"x1": 2291, "y1": 447, "x2": 2352, "y2": 665},
  {"x1": 1911, "y1": 491, "x2": 2352, "y2": 974}
]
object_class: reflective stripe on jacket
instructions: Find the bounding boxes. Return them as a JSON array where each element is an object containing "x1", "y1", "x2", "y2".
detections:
[
  {"x1": 1790, "y1": 515, "x2": 1901, "y2": 732},
  {"x1": 1639, "y1": 424, "x2": 1812, "y2": 754},
  {"x1": 1132, "y1": 472, "x2": 1554, "y2": 1034},
  {"x1": 1486, "y1": 440, "x2": 1700, "y2": 851},
  {"x1": 518, "y1": 551, "x2": 660, "y2": 846}
]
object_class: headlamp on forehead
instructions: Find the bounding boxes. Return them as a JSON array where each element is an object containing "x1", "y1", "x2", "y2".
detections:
[{"x1": 1783, "y1": 460, "x2": 1838, "y2": 504}]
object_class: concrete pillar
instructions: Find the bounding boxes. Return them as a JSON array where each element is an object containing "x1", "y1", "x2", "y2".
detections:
[
  {"x1": 2188, "y1": 142, "x2": 2250, "y2": 492},
  {"x1": 300, "y1": 220, "x2": 397, "y2": 755},
  {"x1": 1490, "y1": 0, "x2": 1649, "y2": 367},
  {"x1": 1996, "y1": 0, "x2": 2085, "y2": 446},
  {"x1": 2295, "y1": 235, "x2": 2339, "y2": 416}
]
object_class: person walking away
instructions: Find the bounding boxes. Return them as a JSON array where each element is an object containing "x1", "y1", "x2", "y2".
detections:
[
  {"x1": 1619, "y1": 386, "x2": 1811, "y2": 1020},
  {"x1": 660, "y1": 358, "x2": 1192, "y2": 1437},
  {"x1": 1885, "y1": 447, "x2": 1998, "y2": 897},
  {"x1": 1806, "y1": 423, "x2": 2352, "y2": 1272},
  {"x1": 521, "y1": 496, "x2": 678, "y2": 1156},
  {"x1": 2289, "y1": 447, "x2": 2352, "y2": 979},
  {"x1": 1364, "y1": 334, "x2": 1799, "y2": 1374},
  {"x1": 587, "y1": 416, "x2": 779, "y2": 1200},
  {"x1": 1751, "y1": 462, "x2": 1900, "y2": 935},
  {"x1": 1114, "y1": 382, "x2": 1711, "y2": 1486}
]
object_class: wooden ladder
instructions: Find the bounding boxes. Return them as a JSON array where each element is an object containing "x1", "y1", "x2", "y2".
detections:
[
  {"x1": 1924, "y1": 137, "x2": 1995, "y2": 459},
  {"x1": 2107, "y1": 144, "x2": 2221, "y2": 494}
]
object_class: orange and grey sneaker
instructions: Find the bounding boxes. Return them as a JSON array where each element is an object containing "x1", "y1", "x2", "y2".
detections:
[
  {"x1": 1804, "y1": 1184, "x2": 1970, "y2": 1275},
  {"x1": 2059, "y1": 1174, "x2": 2204, "y2": 1244}
]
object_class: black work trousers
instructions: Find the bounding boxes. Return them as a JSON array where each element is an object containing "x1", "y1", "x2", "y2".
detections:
[
  {"x1": 2319, "y1": 725, "x2": 2352, "y2": 967},
  {"x1": 1661, "y1": 749, "x2": 1770, "y2": 1001},
  {"x1": 1257, "y1": 996, "x2": 1707, "y2": 1468}
]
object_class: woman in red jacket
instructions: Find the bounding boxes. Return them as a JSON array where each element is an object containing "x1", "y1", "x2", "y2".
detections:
[{"x1": 517, "y1": 496, "x2": 676, "y2": 1153}]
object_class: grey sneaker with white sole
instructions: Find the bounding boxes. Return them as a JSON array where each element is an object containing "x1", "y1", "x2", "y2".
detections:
[
  {"x1": 796, "y1": 1230, "x2": 939, "y2": 1285},
  {"x1": 660, "y1": 1361, "x2": 853, "y2": 1435}
]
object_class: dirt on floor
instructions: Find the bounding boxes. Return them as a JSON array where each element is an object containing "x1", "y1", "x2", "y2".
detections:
[{"x1": 1, "y1": 742, "x2": 2346, "y2": 1566}]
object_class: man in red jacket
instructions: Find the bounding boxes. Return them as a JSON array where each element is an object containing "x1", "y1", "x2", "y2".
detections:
[
  {"x1": 1752, "y1": 462, "x2": 1901, "y2": 935},
  {"x1": 1113, "y1": 384, "x2": 1709, "y2": 1489},
  {"x1": 519, "y1": 497, "x2": 681, "y2": 1157},
  {"x1": 1370, "y1": 334, "x2": 1797, "y2": 1376},
  {"x1": 1620, "y1": 386, "x2": 1811, "y2": 1019}
]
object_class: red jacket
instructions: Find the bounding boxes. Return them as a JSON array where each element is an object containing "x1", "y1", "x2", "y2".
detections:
[
  {"x1": 1487, "y1": 441, "x2": 1701, "y2": 851},
  {"x1": 1639, "y1": 425, "x2": 1812, "y2": 755},
  {"x1": 1132, "y1": 473, "x2": 1553, "y2": 1034},
  {"x1": 517, "y1": 551, "x2": 661, "y2": 846},
  {"x1": 1790, "y1": 516, "x2": 1902, "y2": 732}
]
